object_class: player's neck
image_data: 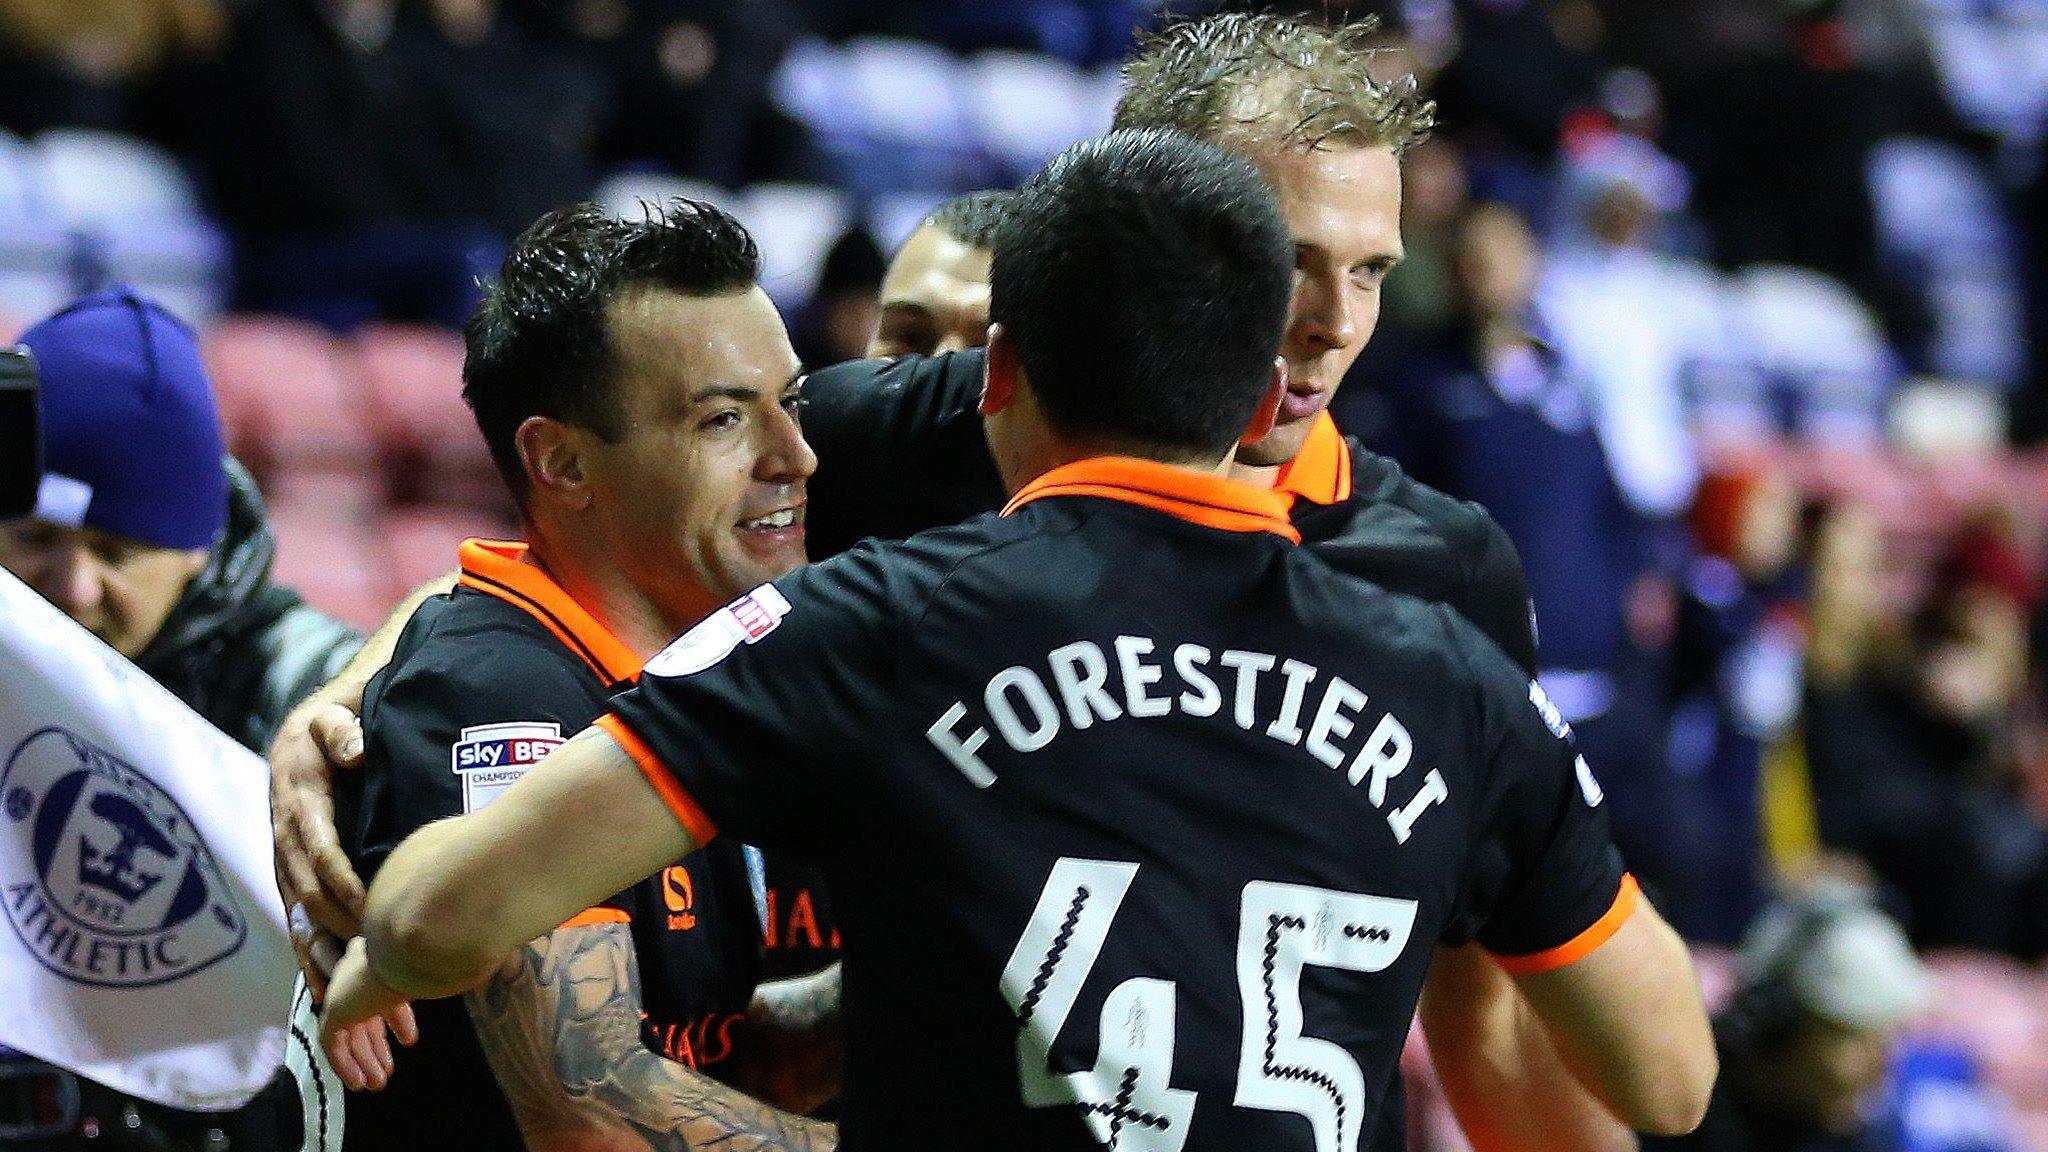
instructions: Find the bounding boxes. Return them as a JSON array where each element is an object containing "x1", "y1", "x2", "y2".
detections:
[
  {"x1": 1008, "y1": 434, "x2": 1235, "y2": 492},
  {"x1": 519, "y1": 535, "x2": 711, "y2": 664},
  {"x1": 1229, "y1": 459, "x2": 1284, "y2": 490}
]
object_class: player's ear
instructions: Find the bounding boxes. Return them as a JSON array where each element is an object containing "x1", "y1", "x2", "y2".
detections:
[
  {"x1": 980, "y1": 322, "x2": 1017, "y2": 417},
  {"x1": 516, "y1": 416, "x2": 593, "y2": 510},
  {"x1": 1239, "y1": 356, "x2": 1285, "y2": 448}
]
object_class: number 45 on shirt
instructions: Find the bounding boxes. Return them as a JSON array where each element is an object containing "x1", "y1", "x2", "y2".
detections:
[{"x1": 998, "y1": 858, "x2": 1418, "y2": 1152}]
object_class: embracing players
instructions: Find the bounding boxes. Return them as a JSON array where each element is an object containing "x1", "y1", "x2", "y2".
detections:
[
  {"x1": 311, "y1": 202, "x2": 837, "y2": 1151},
  {"x1": 320, "y1": 127, "x2": 1712, "y2": 1151}
]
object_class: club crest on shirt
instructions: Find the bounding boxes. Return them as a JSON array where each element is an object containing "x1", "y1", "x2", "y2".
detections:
[
  {"x1": 0, "y1": 727, "x2": 247, "y2": 988},
  {"x1": 451, "y1": 722, "x2": 563, "y2": 813},
  {"x1": 644, "y1": 583, "x2": 792, "y2": 678}
]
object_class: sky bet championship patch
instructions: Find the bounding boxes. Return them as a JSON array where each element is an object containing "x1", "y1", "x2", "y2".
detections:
[
  {"x1": 1, "y1": 727, "x2": 248, "y2": 988},
  {"x1": 451, "y1": 721, "x2": 565, "y2": 813}
]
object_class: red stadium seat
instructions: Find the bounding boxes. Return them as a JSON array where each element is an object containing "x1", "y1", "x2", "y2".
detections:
[
  {"x1": 356, "y1": 322, "x2": 500, "y2": 508},
  {"x1": 1917, "y1": 953, "x2": 2048, "y2": 1109},
  {"x1": 203, "y1": 316, "x2": 371, "y2": 482},
  {"x1": 266, "y1": 504, "x2": 393, "y2": 634},
  {"x1": 380, "y1": 504, "x2": 514, "y2": 601}
]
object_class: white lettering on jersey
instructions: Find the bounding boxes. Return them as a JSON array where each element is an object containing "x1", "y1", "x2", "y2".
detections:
[
  {"x1": 923, "y1": 637, "x2": 1449, "y2": 844},
  {"x1": 1575, "y1": 755, "x2": 1605, "y2": 807},
  {"x1": 451, "y1": 721, "x2": 564, "y2": 812},
  {"x1": 1534, "y1": 681, "x2": 1606, "y2": 807},
  {"x1": 644, "y1": 583, "x2": 791, "y2": 678},
  {"x1": 1528, "y1": 680, "x2": 1571, "y2": 740}
]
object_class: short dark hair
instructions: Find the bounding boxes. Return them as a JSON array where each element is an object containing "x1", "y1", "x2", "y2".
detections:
[
  {"x1": 990, "y1": 128, "x2": 1291, "y2": 459},
  {"x1": 462, "y1": 199, "x2": 760, "y2": 502},
  {"x1": 925, "y1": 189, "x2": 1014, "y2": 249}
]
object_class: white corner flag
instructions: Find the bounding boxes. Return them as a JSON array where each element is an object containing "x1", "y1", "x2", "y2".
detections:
[{"x1": 0, "y1": 565, "x2": 295, "y2": 1111}]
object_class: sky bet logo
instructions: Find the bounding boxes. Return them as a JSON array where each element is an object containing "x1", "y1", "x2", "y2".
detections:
[
  {"x1": 451, "y1": 722, "x2": 564, "y2": 814},
  {"x1": 1, "y1": 728, "x2": 247, "y2": 988}
]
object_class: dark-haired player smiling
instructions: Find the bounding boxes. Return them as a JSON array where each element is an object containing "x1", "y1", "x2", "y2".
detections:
[
  {"x1": 319, "y1": 200, "x2": 834, "y2": 1152},
  {"x1": 281, "y1": 14, "x2": 1677, "y2": 1150},
  {"x1": 322, "y1": 128, "x2": 1713, "y2": 1152}
]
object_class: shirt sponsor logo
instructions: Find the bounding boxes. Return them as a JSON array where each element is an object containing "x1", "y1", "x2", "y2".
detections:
[
  {"x1": 0, "y1": 727, "x2": 248, "y2": 988},
  {"x1": 451, "y1": 722, "x2": 563, "y2": 813},
  {"x1": 644, "y1": 584, "x2": 792, "y2": 678},
  {"x1": 660, "y1": 864, "x2": 696, "y2": 931},
  {"x1": 643, "y1": 1011, "x2": 747, "y2": 1069}
]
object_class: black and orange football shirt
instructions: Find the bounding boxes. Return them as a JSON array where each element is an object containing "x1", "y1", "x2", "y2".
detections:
[
  {"x1": 799, "y1": 349, "x2": 1537, "y2": 674},
  {"x1": 602, "y1": 458, "x2": 1630, "y2": 1152},
  {"x1": 332, "y1": 540, "x2": 762, "y2": 1150},
  {"x1": 776, "y1": 352, "x2": 1539, "y2": 995}
]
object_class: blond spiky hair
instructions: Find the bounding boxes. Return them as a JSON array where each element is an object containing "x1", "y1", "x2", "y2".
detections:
[{"x1": 1114, "y1": 11, "x2": 1435, "y2": 155}]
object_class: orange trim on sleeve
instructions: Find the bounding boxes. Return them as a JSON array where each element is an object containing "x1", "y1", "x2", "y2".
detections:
[
  {"x1": 1273, "y1": 413, "x2": 1353, "y2": 507},
  {"x1": 557, "y1": 907, "x2": 631, "y2": 930},
  {"x1": 1003, "y1": 456, "x2": 1300, "y2": 542},
  {"x1": 1490, "y1": 874, "x2": 1641, "y2": 976},
  {"x1": 595, "y1": 713, "x2": 720, "y2": 849}
]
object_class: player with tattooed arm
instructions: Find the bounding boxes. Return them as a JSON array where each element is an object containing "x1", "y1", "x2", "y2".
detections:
[{"x1": 322, "y1": 129, "x2": 1713, "y2": 1151}]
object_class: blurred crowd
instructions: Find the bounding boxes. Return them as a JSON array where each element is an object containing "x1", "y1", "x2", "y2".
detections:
[{"x1": 3, "y1": 0, "x2": 2048, "y2": 1146}]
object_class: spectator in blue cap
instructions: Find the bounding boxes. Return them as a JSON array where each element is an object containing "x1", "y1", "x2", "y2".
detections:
[
  {"x1": 2, "y1": 286, "x2": 232, "y2": 659},
  {"x1": 1, "y1": 288, "x2": 361, "y2": 748},
  {"x1": 0, "y1": 288, "x2": 363, "y2": 1151}
]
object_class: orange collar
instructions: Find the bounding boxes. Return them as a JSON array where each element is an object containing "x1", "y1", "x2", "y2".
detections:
[
  {"x1": 1272, "y1": 412, "x2": 1353, "y2": 507},
  {"x1": 1003, "y1": 457, "x2": 1301, "y2": 543},
  {"x1": 456, "y1": 539, "x2": 643, "y2": 683}
]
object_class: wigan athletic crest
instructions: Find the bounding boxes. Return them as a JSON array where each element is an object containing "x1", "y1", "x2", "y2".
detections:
[{"x1": 1, "y1": 726, "x2": 247, "y2": 988}]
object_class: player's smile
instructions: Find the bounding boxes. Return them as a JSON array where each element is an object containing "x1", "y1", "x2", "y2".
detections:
[{"x1": 735, "y1": 501, "x2": 807, "y2": 560}]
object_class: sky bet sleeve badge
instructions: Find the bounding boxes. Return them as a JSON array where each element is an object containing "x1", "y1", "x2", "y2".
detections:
[
  {"x1": 452, "y1": 722, "x2": 565, "y2": 814},
  {"x1": 1, "y1": 727, "x2": 248, "y2": 988}
]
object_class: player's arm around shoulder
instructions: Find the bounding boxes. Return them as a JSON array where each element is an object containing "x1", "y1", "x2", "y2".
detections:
[
  {"x1": 1417, "y1": 944, "x2": 1639, "y2": 1152},
  {"x1": 467, "y1": 921, "x2": 835, "y2": 1152},
  {"x1": 1450, "y1": 617, "x2": 1714, "y2": 1136},
  {"x1": 1507, "y1": 891, "x2": 1714, "y2": 1136}
]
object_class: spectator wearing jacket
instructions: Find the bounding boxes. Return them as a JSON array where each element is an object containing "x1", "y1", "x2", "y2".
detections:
[{"x1": 0, "y1": 287, "x2": 361, "y2": 1151}]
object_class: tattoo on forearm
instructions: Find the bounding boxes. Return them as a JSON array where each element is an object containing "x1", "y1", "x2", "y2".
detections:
[{"x1": 467, "y1": 924, "x2": 835, "y2": 1152}]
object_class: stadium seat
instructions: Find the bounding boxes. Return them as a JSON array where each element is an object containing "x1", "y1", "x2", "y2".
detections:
[
  {"x1": 963, "y1": 50, "x2": 1094, "y2": 178},
  {"x1": 1867, "y1": 137, "x2": 2025, "y2": 389},
  {"x1": 838, "y1": 38, "x2": 971, "y2": 149},
  {"x1": 356, "y1": 322, "x2": 501, "y2": 509},
  {"x1": 380, "y1": 505, "x2": 511, "y2": 600},
  {"x1": 594, "y1": 173, "x2": 731, "y2": 221},
  {"x1": 1918, "y1": 953, "x2": 2048, "y2": 1110},
  {"x1": 0, "y1": 127, "x2": 42, "y2": 221},
  {"x1": 93, "y1": 217, "x2": 229, "y2": 328},
  {"x1": 203, "y1": 316, "x2": 372, "y2": 482},
  {"x1": 34, "y1": 129, "x2": 200, "y2": 227},
  {"x1": 0, "y1": 219, "x2": 78, "y2": 332},
  {"x1": 1728, "y1": 264, "x2": 1898, "y2": 442},
  {"x1": 737, "y1": 183, "x2": 853, "y2": 306},
  {"x1": 266, "y1": 503, "x2": 393, "y2": 634},
  {"x1": 769, "y1": 37, "x2": 855, "y2": 139},
  {"x1": 868, "y1": 191, "x2": 951, "y2": 252},
  {"x1": 792, "y1": 38, "x2": 980, "y2": 193}
]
